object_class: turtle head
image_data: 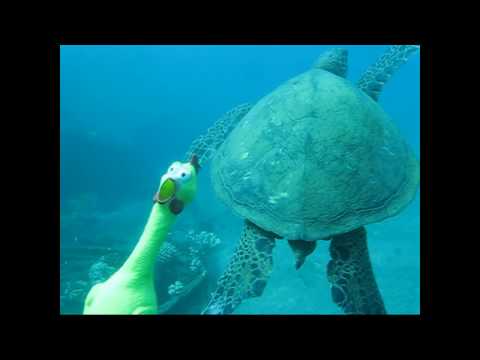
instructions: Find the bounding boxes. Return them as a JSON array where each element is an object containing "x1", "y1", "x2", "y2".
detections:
[
  {"x1": 154, "y1": 156, "x2": 199, "y2": 214},
  {"x1": 313, "y1": 48, "x2": 348, "y2": 78}
]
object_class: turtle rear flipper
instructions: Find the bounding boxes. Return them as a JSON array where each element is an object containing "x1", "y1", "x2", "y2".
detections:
[
  {"x1": 327, "y1": 227, "x2": 386, "y2": 314},
  {"x1": 202, "y1": 220, "x2": 278, "y2": 314}
]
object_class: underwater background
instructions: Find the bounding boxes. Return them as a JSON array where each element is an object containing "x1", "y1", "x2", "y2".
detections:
[{"x1": 60, "y1": 45, "x2": 420, "y2": 314}]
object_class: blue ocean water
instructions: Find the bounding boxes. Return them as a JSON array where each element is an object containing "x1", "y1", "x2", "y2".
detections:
[{"x1": 60, "y1": 45, "x2": 420, "y2": 314}]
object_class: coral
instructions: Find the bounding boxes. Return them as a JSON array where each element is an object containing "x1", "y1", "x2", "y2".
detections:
[
  {"x1": 189, "y1": 257, "x2": 203, "y2": 272},
  {"x1": 152, "y1": 230, "x2": 222, "y2": 313},
  {"x1": 88, "y1": 256, "x2": 116, "y2": 285},
  {"x1": 185, "y1": 230, "x2": 221, "y2": 255},
  {"x1": 157, "y1": 242, "x2": 178, "y2": 265},
  {"x1": 68, "y1": 288, "x2": 86, "y2": 301},
  {"x1": 62, "y1": 280, "x2": 89, "y2": 303},
  {"x1": 158, "y1": 271, "x2": 207, "y2": 314},
  {"x1": 187, "y1": 246, "x2": 199, "y2": 257},
  {"x1": 75, "y1": 280, "x2": 88, "y2": 288},
  {"x1": 168, "y1": 281, "x2": 185, "y2": 296},
  {"x1": 60, "y1": 229, "x2": 222, "y2": 314},
  {"x1": 61, "y1": 250, "x2": 123, "y2": 313}
]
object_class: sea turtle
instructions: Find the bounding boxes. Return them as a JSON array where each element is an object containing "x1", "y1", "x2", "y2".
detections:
[{"x1": 186, "y1": 45, "x2": 420, "y2": 314}]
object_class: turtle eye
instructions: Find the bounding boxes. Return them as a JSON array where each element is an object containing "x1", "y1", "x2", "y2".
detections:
[
  {"x1": 170, "y1": 167, "x2": 174, "y2": 172},
  {"x1": 181, "y1": 172, "x2": 186, "y2": 177}
]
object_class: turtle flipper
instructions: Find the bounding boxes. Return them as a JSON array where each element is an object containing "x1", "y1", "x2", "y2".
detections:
[
  {"x1": 185, "y1": 103, "x2": 253, "y2": 167},
  {"x1": 357, "y1": 45, "x2": 419, "y2": 101},
  {"x1": 202, "y1": 220, "x2": 278, "y2": 314},
  {"x1": 327, "y1": 227, "x2": 386, "y2": 314}
]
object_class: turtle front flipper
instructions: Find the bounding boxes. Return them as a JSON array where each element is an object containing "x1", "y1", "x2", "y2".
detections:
[
  {"x1": 185, "y1": 103, "x2": 253, "y2": 167},
  {"x1": 327, "y1": 227, "x2": 386, "y2": 314},
  {"x1": 357, "y1": 45, "x2": 419, "y2": 101},
  {"x1": 202, "y1": 220, "x2": 278, "y2": 314}
]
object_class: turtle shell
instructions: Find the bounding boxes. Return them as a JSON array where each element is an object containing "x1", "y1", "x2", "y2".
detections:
[{"x1": 211, "y1": 68, "x2": 419, "y2": 240}]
